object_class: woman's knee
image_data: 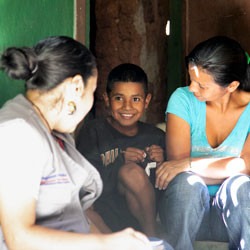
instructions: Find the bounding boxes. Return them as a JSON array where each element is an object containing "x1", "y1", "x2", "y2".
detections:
[
  {"x1": 161, "y1": 172, "x2": 209, "y2": 207},
  {"x1": 159, "y1": 172, "x2": 209, "y2": 231},
  {"x1": 217, "y1": 174, "x2": 250, "y2": 208},
  {"x1": 167, "y1": 172, "x2": 206, "y2": 194}
]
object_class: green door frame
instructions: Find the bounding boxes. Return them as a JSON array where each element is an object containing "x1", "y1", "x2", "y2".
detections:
[{"x1": 166, "y1": 0, "x2": 183, "y2": 101}]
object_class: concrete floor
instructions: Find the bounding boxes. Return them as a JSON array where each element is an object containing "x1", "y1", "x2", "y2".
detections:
[
  {"x1": 194, "y1": 241, "x2": 228, "y2": 250},
  {"x1": 156, "y1": 219, "x2": 228, "y2": 250}
]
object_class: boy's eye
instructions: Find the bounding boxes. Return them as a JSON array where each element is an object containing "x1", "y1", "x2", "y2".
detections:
[
  {"x1": 114, "y1": 96, "x2": 123, "y2": 101},
  {"x1": 133, "y1": 97, "x2": 141, "y2": 102}
]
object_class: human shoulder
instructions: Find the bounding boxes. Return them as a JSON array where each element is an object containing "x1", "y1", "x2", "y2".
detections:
[
  {"x1": 0, "y1": 95, "x2": 51, "y2": 155},
  {"x1": 0, "y1": 94, "x2": 33, "y2": 121},
  {"x1": 0, "y1": 95, "x2": 50, "y2": 141},
  {"x1": 76, "y1": 117, "x2": 113, "y2": 146},
  {"x1": 234, "y1": 90, "x2": 250, "y2": 107},
  {"x1": 78, "y1": 117, "x2": 108, "y2": 132},
  {"x1": 167, "y1": 87, "x2": 193, "y2": 113},
  {"x1": 136, "y1": 122, "x2": 165, "y2": 149},
  {"x1": 166, "y1": 86, "x2": 204, "y2": 125},
  {"x1": 0, "y1": 118, "x2": 47, "y2": 147},
  {"x1": 167, "y1": 86, "x2": 202, "y2": 111},
  {"x1": 169, "y1": 86, "x2": 195, "y2": 104}
]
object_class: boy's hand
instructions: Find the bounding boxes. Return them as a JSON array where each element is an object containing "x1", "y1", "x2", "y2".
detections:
[
  {"x1": 145, "y1": 145, "x2": 164, "y2": 165},
  {"x1": 122, "y1": 147, "x2": 147, "y2": 164}
]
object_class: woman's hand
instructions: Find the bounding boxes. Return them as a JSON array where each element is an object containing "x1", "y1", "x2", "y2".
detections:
[
  {"x1": 155, "y1": 158, "x2": 190, "y2": 190},
  {"x1": 105, "y1": 228, "x2": 152, "y2": 250}
]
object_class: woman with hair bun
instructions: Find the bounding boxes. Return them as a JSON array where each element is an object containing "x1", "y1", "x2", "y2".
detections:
[
  {"x1": 157, "y1": 36, "x2": 250, "y2": 250},
  {"x1": 0, "y1": 36, "x2": 152, "y2": 250}
]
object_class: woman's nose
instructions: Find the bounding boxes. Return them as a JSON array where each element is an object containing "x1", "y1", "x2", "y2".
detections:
[{"x1": 189, "y1": 81, "x2": 197, "y2": 93}]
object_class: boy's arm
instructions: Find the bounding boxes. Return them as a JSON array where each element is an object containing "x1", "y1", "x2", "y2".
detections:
[
  {"x1": 122, "y1": 147, "x2": 147, "y2": 164},
  {"x1": 146, "y1": 145, "x2": 164, "y2": 166},
  {"x1": 146, "y1": 128, "x2": 166, "y2": 165}
]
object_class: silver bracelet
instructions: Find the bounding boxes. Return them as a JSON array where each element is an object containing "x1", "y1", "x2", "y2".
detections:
[{"x1": 189, "y1": 157, "x2": 192, "y2": 169}]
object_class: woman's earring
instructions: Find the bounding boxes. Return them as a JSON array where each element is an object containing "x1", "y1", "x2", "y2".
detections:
[{"x1": 68, "y1": 101, "x2": 77, "y2": 115}]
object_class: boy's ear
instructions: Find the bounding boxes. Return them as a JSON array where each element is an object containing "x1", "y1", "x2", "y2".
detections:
[
  {"x1": 144, "y1": 93, "x2": 152, "y2": 109},
  {"x1": 103, "y1": 92, "x2": 110, "y2": 107}
]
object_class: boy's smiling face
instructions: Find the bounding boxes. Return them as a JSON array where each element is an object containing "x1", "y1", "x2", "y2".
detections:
[{"x1": 104, "y1": 81, "x2": 151, "y2": 135}]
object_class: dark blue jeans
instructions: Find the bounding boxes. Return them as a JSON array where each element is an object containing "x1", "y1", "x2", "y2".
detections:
[{"x1": 159, "y1": 172, "x2": 250, "y2": 250}]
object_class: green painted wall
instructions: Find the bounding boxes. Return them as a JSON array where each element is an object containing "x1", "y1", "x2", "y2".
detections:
[{"x1": 0, "y1": 0, "x2": 74, "y2": 107}]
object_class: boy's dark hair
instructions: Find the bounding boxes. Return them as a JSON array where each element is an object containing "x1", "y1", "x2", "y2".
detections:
[
  {"x1": 185, "y1": 36, "x2": 250, "y2": 91},
  {"x1": 106, "y1": 63, "x2": 148, "y2": 95}
]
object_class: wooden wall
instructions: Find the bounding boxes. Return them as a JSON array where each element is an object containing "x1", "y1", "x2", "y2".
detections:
[{"x1": 181, "y1": 0, "x2": 250, "y2": 84}]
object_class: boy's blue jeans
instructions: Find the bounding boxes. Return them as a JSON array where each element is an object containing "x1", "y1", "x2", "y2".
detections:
[{"x1": 159, "y1": 172, "x2": 250, "y2": 250}]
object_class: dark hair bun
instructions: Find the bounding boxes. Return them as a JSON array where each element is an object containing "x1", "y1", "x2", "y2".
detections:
[{"x1": 0, "y1": 47, "x2": 37, "y2": 81}]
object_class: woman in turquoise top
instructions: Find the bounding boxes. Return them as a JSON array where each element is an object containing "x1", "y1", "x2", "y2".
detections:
[{"x1": 156, "y1": 36, "x2": 250, "y2": 250}]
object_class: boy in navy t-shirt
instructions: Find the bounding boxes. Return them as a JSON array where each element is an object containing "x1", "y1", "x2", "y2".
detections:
[{"x1": 76, "y1": 63, "x2": 165, "y2": 237}]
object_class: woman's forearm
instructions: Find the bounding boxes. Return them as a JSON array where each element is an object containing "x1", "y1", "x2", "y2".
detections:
[{"x1": 189, "y1": 156, "x2": 246, "y2": 180}]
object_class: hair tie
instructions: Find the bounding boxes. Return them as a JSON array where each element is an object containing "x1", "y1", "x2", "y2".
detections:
[
  {"x1": 245, "y1": 52, "x2": 250, "y2": 65},
  {"x1": 31, "y1": 64, "x2": 38, "y2": 74}
]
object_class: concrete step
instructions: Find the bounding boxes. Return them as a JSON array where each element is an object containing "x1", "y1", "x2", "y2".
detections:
[{"x1": 194, "y1": 241, "x2": 228, "y2": 250}]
